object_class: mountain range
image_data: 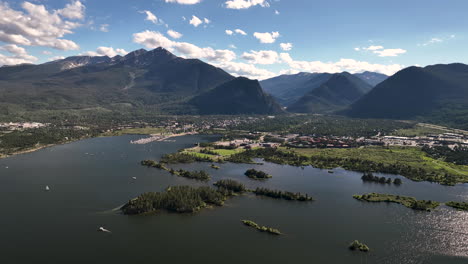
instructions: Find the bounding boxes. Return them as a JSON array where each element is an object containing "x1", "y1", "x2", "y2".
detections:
[
  {"x1": 0, "y1": 48, "x2": 282, "y2": 115},
  {"x1": 1, "y1": 47, "x2": 467, "y2": 129}
]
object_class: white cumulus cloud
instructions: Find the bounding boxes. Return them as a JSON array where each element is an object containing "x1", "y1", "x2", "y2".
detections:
[
  {"x1": 167, "y1": 30, "x2": 183, "y2": 39},
  {"x1": 165, "y1": 0, "x2": 202, "y2": 4},
  {"x1": 189, "y1": 15, "x2": 203, "y2": 27},
  {"x1": 56, "y1": 1, "x2": 85, "y2": 20},
  {"x1": 280, "y1": 43, "x2": 292, "y2": 51},
  {"x1": 279, "y1": 53, "x2": 404, "y2": 75},
  {"x1": 253, "y1": 31, "x2": 280, "y2": 43},
  {"x1": 0, "y1": 1, "x2": 82, "y2": 50},
  {"x1": 0, "y1": 44, "x2": 37, "y2": 65},
  {"x1": 213, "y1": 61, "x2": 276, "y2": 80},
  {"x1": 358, "y1": 45, "x2": 407, "y2": 57},
  {"x1": 235, "y1": 29, "x2": 247, "y2": 35},
  {"x1": 241, "y1": 50, "x2": 279, "y2": 64},
  {"x1": 226, "y1": 29, "x2": 247, "y2": 36},
  {"x1": 141, "y1": 10, "x2": 159, "y2": 24},
  {"x1": 81, "y1": 47, "x2": 128, "y2": 57},
  {"x1": 373, "y1": 48, "x2": 407, "y2": 57},
  {"x1": 225, "y1": 0, "x2": 270, "y2": 9},
  {"x1": 133, "y1": 30, "x2": 236, "y2": 63}
]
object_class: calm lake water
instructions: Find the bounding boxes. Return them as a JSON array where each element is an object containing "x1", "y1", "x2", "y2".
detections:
[{"x1": 1, "y1": 135, "x2": 467, "y2": 264}]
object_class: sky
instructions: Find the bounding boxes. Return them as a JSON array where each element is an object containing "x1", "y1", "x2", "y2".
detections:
[{"x1": 0, "y1": 0, "x2": 467, "y2": 79}]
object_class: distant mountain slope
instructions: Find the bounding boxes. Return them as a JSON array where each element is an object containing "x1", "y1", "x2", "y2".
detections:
[
  {"x1": 260, "y1": 73, "x2": 332, "y2": 106},
  {"x1": 260, "y1": 71, "x2": 387, "y2": 106},
  {"x1": 344, "y1": 63, "x2": 468, "y2": 129},
  {"x1": 354, "y1": 71, "x2": 388, "y2": 86},
  {"x1": 288, "y1": 72, "x2": 373, "y2": 113},
  {"x1": 190, "y1": 77, "x2": 284, "y2": 115}
]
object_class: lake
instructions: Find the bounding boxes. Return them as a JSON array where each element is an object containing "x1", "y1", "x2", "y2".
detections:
[{"x1": 0, "y1": 135, "x2": 467, "y2": 264}]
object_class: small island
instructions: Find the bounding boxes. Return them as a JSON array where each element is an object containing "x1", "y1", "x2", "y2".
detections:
[
  {"x1": 210, "y1": 164, "x2": 220, "y2": 169},
  {"x1": 141, "y1": 159, "x2": 210, "y2": 181},
  {"x1": 244, "y1": 169, "x2": 272, "y2": 180},
  {"x1": 241, "y1": 220, "x2": 281, "y2": 235},
  {"x1": 361, "y1": 172, "x2": 402, "y2": 185},
  {"x1": 353, "y1": 193, "x2": 439, "y2": 211},
  {"x1": 121, "y1": 185, "x2": 227, "y2": 215},
  {"x1": 253, "y1": 187, "x2": 313, "y2": 201},
  {"x1": 349, "y1": 240, "x2": 370, "y2": 252},
  {"x1": 445, "y1": 201, "x2": 468, "y2": 211}
]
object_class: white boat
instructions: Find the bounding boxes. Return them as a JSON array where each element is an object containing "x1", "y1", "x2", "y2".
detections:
[
  {"x1": 132, "y1": 177, "x2": 137, "y2": 180},
  {"x1": 98, "y1": 227, "x2": 111, "y2": 233},
  {"x1": 45, "y1": 185, "x2": 50, "y2": 191}
]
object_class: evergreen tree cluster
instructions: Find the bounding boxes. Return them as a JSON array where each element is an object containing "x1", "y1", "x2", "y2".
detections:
[
  {"x1": 361, "y1": 173, "x2": 402, "y2": 185},
  {"x1": 244, "y1": 169, "x2": 272, "y2": 180},
  {"x1": 253, "y1": 187, "x2": 313, "y2": 201},
  {"x1": 121, "y1": 186, "x2": 226, "y2": 215}
]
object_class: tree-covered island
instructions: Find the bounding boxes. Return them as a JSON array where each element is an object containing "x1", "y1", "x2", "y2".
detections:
[
  {"x1": 244, "y1": 169, "x2": 272, "y2": 180},
  {"x1": 349, "y1": 240, "x2": 370, "y2": 252},
  {"x1": 445, "y1": 201, "x2": 468, "y2": 211},
  {"x1": 241, "y1": 220, "x2": 281, "y2": 235},
  {"x1": 253, "y1": 187, "x2": 313, "y2": 201},
  {"x1": 141, "y1": 159, "x2": 210, "y2": 181},
  {"x1": 353, "y1": 193, "x2": 440, "y2": 211}
]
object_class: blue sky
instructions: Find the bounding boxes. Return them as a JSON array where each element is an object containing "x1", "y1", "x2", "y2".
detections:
[{"x1": 0, "y1": 0, "x2": 467, "y2": 79}]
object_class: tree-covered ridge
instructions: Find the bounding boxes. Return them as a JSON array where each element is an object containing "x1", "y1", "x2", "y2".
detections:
[
  {"x1": 345, "y1": 63, "x2": 468, "y2": 130},
  {"x1": 245, "y1": 169, "x2": 272, "y2": 180},
  {"x1": 253, "y1": 187, "x2": 313, "y2": 201},
  {"x1": 241, "y1": 220, "x2": 281, "y2": 235},
  {"x1": 353, "y1": 193, "x2": 440, "y2": 211},
  {"x1": 121, "y1": 186, "x2": 227, "y2": 215}
]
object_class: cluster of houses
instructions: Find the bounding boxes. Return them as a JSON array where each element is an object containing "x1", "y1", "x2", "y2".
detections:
[
  {"x1": 378, "y1": 133, "x2": 468, "y2": 148},
  {"x1": 216, "y1": 131, "x2": 468, "y2": 151},
  {"x1": 286, "y1": 135, "x2": 377, "y2": 148},
  {"x1": 0, "y1": 122, "x2": 48, "y2": 130},
  {"x1": 215, "y1": 138, "x2": 281, "y2": 150}
]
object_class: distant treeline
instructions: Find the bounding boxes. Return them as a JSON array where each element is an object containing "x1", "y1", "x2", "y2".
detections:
[
  {"x1": 229, "y1": 115, "x2": 414, "y2": 137},
  {"x1": 0, "y1": 126, "x2": 98, "y2": 155}
]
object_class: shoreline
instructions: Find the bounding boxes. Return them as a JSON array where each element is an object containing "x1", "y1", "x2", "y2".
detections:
[
  {"x1": 130, "y1": 132, "x2": 198, "y2": 144},
  {"x1": 0, "y1": 143, "x2": 59, "y2": 160},
  {"x1": 0, "y1": 132, "x2": 198, "y2": 160}
]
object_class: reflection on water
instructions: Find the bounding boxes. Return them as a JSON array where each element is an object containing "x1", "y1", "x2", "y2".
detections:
[{"x1": 0, "y1": 135, "x2": 467, "y2": 264}]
